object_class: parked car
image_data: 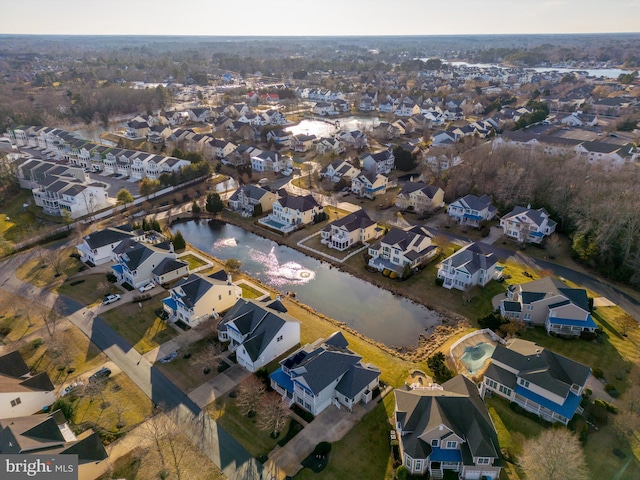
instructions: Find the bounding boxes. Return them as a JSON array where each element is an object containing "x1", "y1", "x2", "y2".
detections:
[
  {"x1": 139, "y1": 281, "x2": 155, "y2": 293},
  {"x1": 60, "y1": 381, "x2": 84, "y2": 397},
  {"x1": 102, "y1": 294, "x2": 121, "y2": 305},
  {"x1": 281, "y1": 167, "x2": 293, "y2": 176},
  {"x1": 159, "y1": 351, "x2": 178, "y2": 364},
  {"x1": 89, "y1": 367, "x2": 111, "y2": 383}
]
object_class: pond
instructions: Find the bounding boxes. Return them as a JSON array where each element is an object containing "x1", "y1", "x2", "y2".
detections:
[
  {"x1": 176, "y1": 220, "x2": 442, "y2": 347},
  {"x1": 286, "y1": 116, "x2": 381, "y2": 138}
]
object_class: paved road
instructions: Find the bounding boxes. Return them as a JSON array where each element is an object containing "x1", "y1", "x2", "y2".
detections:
[
  {"x1": 421, "y1": 226, "x2": 640, "y2": 321},
  {"x1": 0, "y1": 252, "x2": 266, "y2": 480}
]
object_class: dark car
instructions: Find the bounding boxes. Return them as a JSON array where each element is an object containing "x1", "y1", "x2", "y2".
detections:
[{"x1": 89, "y1": 367, "x2": 112, "y2": 383}]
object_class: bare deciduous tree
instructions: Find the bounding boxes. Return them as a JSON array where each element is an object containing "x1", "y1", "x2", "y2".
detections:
[
  {"x1": 235, "y1": 375, "x2": 266, "y2": 417},
  {"x1": 190, "y1": 342, "x2": 223, "y2": 372},
  {"x1": 519, "y1": 429, "x2": 588, "y2": 480},
  {"x1": 257, "y1": 392, "x2": 290, "y2": 438}
]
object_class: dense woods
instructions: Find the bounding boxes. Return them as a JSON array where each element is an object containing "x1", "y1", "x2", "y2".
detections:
[{"x1": 442, "y1": 145, "x2": 640, "y2": 286}]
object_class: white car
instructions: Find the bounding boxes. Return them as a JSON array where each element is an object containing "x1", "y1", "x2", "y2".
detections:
[
  {"x1": 139, "y1": 282, "x2": 155, "y2": 293},
  {"x1": 60, "y1": 381, "x2": 84, "y2": 397},
  {"x1": 102, "y1": 294, "x2": 121, "y2": 305},
  {"x1": 281, "y1": 167, "x2": 293, "y2": 176}
]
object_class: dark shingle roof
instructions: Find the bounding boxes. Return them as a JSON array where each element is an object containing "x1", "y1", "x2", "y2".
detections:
[{"x1": 83, "y1": 227, "x2": 134, "y2": 250}]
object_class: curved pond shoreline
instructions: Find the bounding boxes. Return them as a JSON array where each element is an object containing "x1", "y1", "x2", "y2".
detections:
[{"x1": 171, "y1": 215, "x2": 471, "y2": 352}]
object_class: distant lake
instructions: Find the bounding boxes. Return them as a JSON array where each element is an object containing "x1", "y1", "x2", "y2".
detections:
[
  {"x1": 177, "y1": 220, "x2": 442, "y2": 347},
  {"x1": 439, "y1": 60, "x2": 630, "y2": 79},
  {"x1": 286, "y1": 116, "x2": 380, "y2": 138}
]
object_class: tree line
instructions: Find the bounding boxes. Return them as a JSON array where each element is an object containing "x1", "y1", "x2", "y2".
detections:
[{"x1": 440, "y1": 145, "x2": 640, "y2": 286}]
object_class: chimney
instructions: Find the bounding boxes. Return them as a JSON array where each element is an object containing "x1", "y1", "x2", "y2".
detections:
[
  {"x1": 227, "y1": 272, "x2": 232, "y2": 285},
  {"x1": 169, "y1": 242, "x2": 174, "y2": 253}
]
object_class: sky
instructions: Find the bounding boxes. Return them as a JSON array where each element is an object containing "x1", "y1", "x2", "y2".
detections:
[{"x1": 1, "y1": 0, "x2": 639, "y2": 36}]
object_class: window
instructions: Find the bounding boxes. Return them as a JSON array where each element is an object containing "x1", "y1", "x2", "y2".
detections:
[
  {"x1": 431, "y1": 439, "x2": 439, "y2": 447},
  {"x1": 477, "y1": 458, "x2": 490, "y2": 465},
  {"x1": 519, "y1": 378, "x2": 530, "y2": 388},
  {"x1": 446, "y1": 440, "x2": 457, "y2": 449},
  {"x1": 277, "y1": 335, "x2": 283, "y2": 342},
  {"x1": 414, "y1": 460, "x2": 422, "y2": 471},
  {"x1": 10, "y1": 397, "x2": 21, "y2": 407},
  {"x1": 218, "y1": 295, "x2": 222, "y2": 301}
]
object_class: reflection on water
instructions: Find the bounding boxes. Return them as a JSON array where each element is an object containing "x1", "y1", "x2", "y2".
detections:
[
  {"x1": 249, "y1": 247, "x2": 316, "y2": 286},
  {"x1": 178, "y1": 220, "x2": 441, "y2": 346}
]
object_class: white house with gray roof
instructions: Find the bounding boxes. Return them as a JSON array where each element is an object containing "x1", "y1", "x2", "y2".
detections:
[
  {"x1": 482, "y1": 339, "x2": 590, "y2": 425},
  {"x1": 162, "y1": 271, "x2": 241, "y2": 327},
  {"x1": 499, "y1": 277, "x2": 597, "y2": 336},
  {"x1": 394, "y1": 375, "x2": 503, "y2": 479},
  {"x1": 500, "y1": 205, "x2": 556, "y2": 244},
  {"x1": 269, "y1": 332, "x2": 380, "y2": 415},
  {"x1": 319, "y1": 159, "x2": 360, "y2": 183},
  {"x1": 76, "y1": 224, "x2": 144, "y2": 265},
  {"x1": 111, "y1": 240, "x2": 177, "y2": 289},
  {"x1": 368, "y1": 226, "x2": 438, "y2": 275},
  {"x1": 351, "y1": 171, "x2": 388, "y2": 199},
  {"x1": 321, "y1": 210, "x2": 379, "y2": 251},
  {"x1": 395, "y1": 181, "x2": 444, "y2": 213},
  {"x1": 260, "y1": 192, "x2": 323, "y2": 233},
  {"x1": 360, "y1": 149, "x2": 395, "y2": 175},
  {"x1": 447, "y1": 194, "x2": 497, "y2": 228},
  {"x1": 217, "y1": 298, "x2": 300, "y2": 373},
  {"x1": 437, "y1": 242, "x2": 498, "y2": 290},
  {"x1": 152, "y1": 257, "x2": 190, "y2": 285}
]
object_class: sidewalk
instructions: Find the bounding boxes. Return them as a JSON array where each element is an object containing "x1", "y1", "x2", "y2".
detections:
[{"x1": 188, "y1": 360, "x2": 251, "y2": 408}]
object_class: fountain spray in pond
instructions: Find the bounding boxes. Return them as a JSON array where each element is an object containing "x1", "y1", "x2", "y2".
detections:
[
  {"x1": 250, "y1": 246, "x2": 316, "y2": 286},
  {"x1": 213, "y1": 237, "x2": 238, "y2": 248}
]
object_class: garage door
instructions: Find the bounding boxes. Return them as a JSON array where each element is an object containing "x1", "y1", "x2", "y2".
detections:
[{"x1": 465, "y1": 470, "x2": 481, "y2": 480}]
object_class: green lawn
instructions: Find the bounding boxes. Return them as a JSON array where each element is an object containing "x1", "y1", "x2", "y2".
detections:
[
  {"x1": 238, "y1": 282, "x2": 266, "y2": 300},
  {"x1": 57, "y1": 274, "x2": 122, "y2": 306},
  {"x1": 100, "y1": 299, "x2": 178, "y2": 354},
  {"x1": 295, "y1": 397, "x2": 395, "y2": 480},
  {"x1": 180, "y1": 253, "x2": 209, "y2": 270}
]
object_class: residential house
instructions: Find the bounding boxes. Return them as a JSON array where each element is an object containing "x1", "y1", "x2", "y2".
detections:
[
  {"x1": 559, "y1": 112, "x2": 598, "y2": 127},
  {"x1": 291, "y1": 134, "x2": 317, "y2": 152},
  {"x1": 333, "y1": 98, "x2": 350, "y2": 113},
  {"x1": 76, "y1": 224, "x2": 144, "y2": 265},
  {"x1": 125, "y1": 120, "x2": 149, "y2": 140},
  {"x1": 499, "y1": 277, "x2": 597, "y2": 335},
  {"x1": 312, "y1": 102, "x2": 338, "y2": 116},
  {"x1": 447, "y1": 194, "x2": 497, "y2": 227},
  {"x1": 315, "y1": 137, "x2": 344, "y2": 155},
  {"x1": 321, "y1": 210, "x2": 379, "y2": 251},
  {"x1": 340, "y1": 130, "x2": 368, "y2": 150},
  {"x1": 437, "y1": 242, "x2": 498, "y2": 290},
  {"x1": 217, "y1": 298, "x2": 300, "y2": 373},
  {"x1": 394, "y1": 375, "x2": 502, "y2": 479},
  {"x1": 266, "y1": 129, "x2": 292, "y2": 147},
  {"x1": 395, "y1": 181, "x2": 444, "y2": 213},
  {"x1": 0, "y1": 351, "x2": 55, "y2": 419},
  {"x1": 162, "y1": 272, "x2": 241, "y2": 327},
  {"x1": 351, "y1": 171, "x2": 388, "y2": 199},
  {"x1": 0, "y1": 411, "x2": 108, "y2": 480},
  {"x1": 500, "y1": 205, "x2": 557, "y2": 244},
  {"x1": 146, "y1": 124, "x2": 172, "y2": 144},
  {"x1": 261, "y1": 193, "x2": 322, "y2": 232},
  {"x1": 111, "y1": 240, "x2": 177, "y2": 289},
  {"x1": 319, "y1": 159, "x2": 360, "y2": 183},
  {"x1": 368, "y1": 226, "x2": 438, "y2": 275},
  {"x1": 164, "y1": 110, "x2": 189, "y2": 126},
  {"x1": 270, "y1": 332, "x2": 380, "y2": 415},
  {"x1": 251, "y1": 151, "x2": 291, "y2": 173},
  {"x1": 188, "y1": 107, "x2": 211, "y2": 123},
  {"x1": 482, "y1": 338, "x2": 591, "y2": 425},
  {"x1": 152, "y1": 257, "x2": 190, "y2": 286},
  {"x1": 227, "y1": 184, "x2": 278, "y2": 216},
  {"x1": 31, "y1": 176, "x2": 110, "y2": 219},
  {"x1": 574, "y1": 141, "x2": 637, "y2": 165},
  {"x1": 360, "y1": 149, "x2": 395, "y2": 175}
]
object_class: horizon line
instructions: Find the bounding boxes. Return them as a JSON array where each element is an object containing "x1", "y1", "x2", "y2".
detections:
[{"x1": 1, "y1": 32, "x2": 640, "y2": 38}]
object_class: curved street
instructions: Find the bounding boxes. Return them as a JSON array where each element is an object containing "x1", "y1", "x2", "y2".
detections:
[{"x1": 0, "y1": 251, "x2": 265, "y2": 480}]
